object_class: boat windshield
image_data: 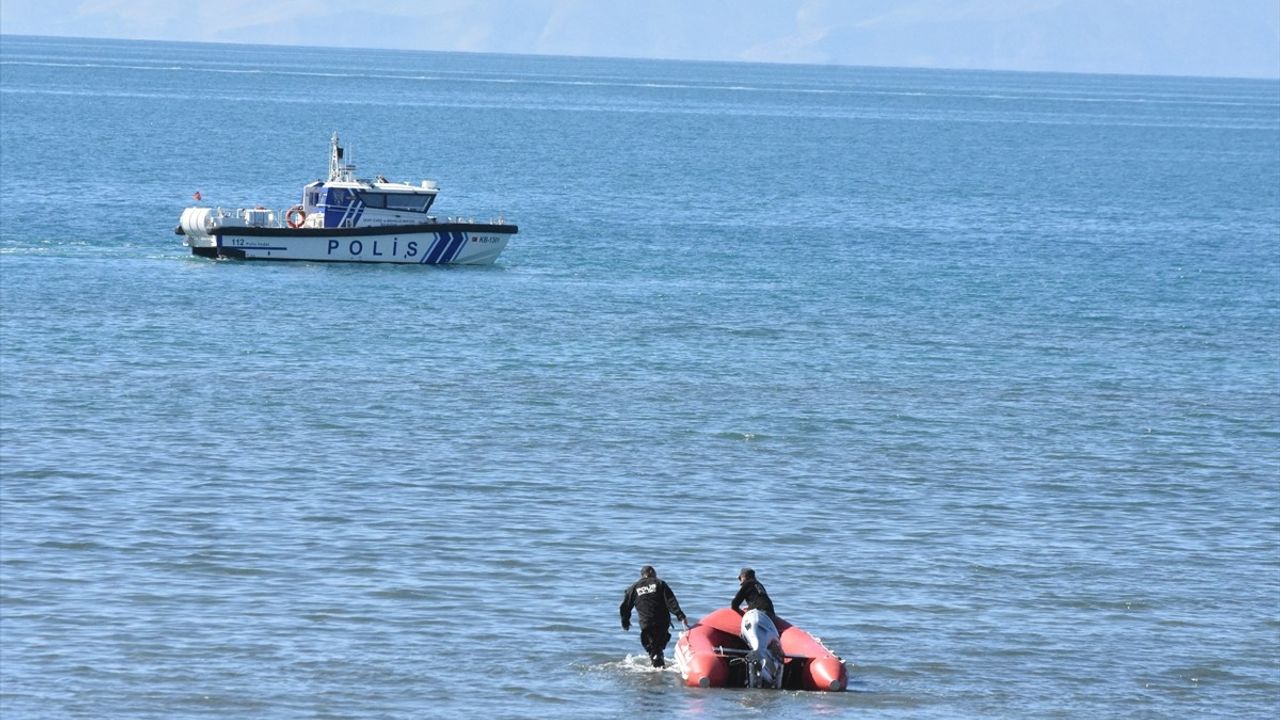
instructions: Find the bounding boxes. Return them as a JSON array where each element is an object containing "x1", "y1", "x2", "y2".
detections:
[{"x1": 357, "y1": 190, "x2": 434, "y2": 213}]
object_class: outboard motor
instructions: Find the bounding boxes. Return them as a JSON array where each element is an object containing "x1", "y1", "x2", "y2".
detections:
[{"x1": 738, "y1": 609, "x2": 785, "y2": 689}]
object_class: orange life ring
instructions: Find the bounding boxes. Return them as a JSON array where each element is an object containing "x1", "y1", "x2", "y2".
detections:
[{"x1": 286, "y1": 206, "x2": 306, "y2": 228}]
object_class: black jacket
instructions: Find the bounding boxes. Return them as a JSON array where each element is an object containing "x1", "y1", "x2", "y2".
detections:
[
  {"x1": 731, "y1": 579, "x2": 775, "y2": 617},
  {"x1": 620, "y1": 577, "x2": 686, "y2": 630}
]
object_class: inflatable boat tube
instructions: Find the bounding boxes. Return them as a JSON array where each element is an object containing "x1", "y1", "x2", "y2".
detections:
[{"x1": 675, "y1": 607, "x2": 848, "y2": 691}]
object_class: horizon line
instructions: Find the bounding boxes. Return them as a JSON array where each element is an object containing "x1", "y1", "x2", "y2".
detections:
[{"x1": 3, "y1": 32, "x2": 1278, "y2": 84}]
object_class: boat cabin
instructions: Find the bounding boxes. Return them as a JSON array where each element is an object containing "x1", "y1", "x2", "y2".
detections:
[{"x1": 300, "y1": 133, "x2": 440, "y2": 229}]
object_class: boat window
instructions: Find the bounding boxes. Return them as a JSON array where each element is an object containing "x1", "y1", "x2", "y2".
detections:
[
  {"x1": 358, "y1": 192, "x2": 386, "y2": 209},
  {"x1": 385, "y1": 192, "x2": 434, "y2": 213}
]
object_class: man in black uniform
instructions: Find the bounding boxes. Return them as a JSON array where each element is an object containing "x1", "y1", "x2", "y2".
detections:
[
  {"x1": 731, "y1": 567, "x2": 776, "y2": 622},
  {"x1": 620, "y1": 565, "x2": 689, "y2": 667}
]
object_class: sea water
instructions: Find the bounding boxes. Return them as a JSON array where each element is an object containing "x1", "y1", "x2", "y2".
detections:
[{"x1": 1, "y1": 35, "x2": 1277, "y2": 719}]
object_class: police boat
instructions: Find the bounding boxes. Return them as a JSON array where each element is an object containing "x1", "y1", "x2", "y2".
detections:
[
  {"x1": 674, "y1": 608, "x2": 848, "y2": 691},
  {"x1": 176, "y1": 133, "x2": 517, "y2": 264}
]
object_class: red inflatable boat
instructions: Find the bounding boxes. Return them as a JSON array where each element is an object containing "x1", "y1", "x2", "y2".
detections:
[{"x1": 674, "y1": 608, "x2": 848, "y2": 691}]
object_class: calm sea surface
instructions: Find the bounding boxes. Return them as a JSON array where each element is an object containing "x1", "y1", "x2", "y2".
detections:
[{"x1": 1, "y1": 35, "x2": 1278, "y2": 719}]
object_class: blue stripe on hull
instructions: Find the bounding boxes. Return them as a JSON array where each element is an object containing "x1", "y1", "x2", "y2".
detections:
[
  {"x1": 424, "y1": 231, "x2": 454, "y2": 264},
  {"x1": 420, "y1": 233, "x2": 444, "y2": 264},
  {"x1": 442, "y1": 232, "x2": 467, "y2": 263}
]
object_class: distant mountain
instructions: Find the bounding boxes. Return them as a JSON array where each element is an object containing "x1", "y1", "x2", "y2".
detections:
[{"x1": 2, "y1": 0, "x2": 1277, "y2": 78}]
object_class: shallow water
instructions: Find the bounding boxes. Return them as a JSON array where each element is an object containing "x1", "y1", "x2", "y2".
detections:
[{"x1": 1, "y1": 35, "x2": 1278, "y2": 719}]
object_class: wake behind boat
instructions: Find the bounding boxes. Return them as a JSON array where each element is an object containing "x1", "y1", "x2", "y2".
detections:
[{"x1": 175, "y1": 133, "x2": 517, "y2": 264}]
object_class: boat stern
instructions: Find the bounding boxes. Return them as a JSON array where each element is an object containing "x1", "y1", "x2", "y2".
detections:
[
  {"x1": 807, "y1": 656, "x2": 848, "y2": 692},
  {"x1": 675, "y1": 628, "x2": 730, "y2": 688}
]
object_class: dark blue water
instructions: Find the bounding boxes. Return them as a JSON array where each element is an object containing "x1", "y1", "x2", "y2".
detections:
[{"x1": 1, "y1": 35, "x2": 1278, "y2": 719}]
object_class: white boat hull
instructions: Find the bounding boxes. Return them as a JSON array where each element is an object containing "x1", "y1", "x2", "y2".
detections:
[{"x1": 184, "y1": 224, "x2": 514, "y2": 265}]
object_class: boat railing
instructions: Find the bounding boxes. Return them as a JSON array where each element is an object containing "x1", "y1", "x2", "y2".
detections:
[
  {"x1": 193, "y1": 206, "x2": 511, "y2": 231},
  {"x1": 444, "y1": 216, "x2": 512, "y2": 225}
]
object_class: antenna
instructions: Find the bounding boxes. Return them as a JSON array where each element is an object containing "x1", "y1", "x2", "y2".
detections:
[{"x1": 329, "y1": 132, "x2": 355, "y2": 181}]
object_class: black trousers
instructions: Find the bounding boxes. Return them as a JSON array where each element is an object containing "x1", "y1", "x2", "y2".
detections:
[{"x1": 639, "y1": 624, "x2": 671, "y2": 659}]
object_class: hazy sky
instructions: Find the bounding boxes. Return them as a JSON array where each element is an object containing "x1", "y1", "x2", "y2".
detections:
[{"x1": 2, "y1": 0, "x2": 1278, "y2": 79}]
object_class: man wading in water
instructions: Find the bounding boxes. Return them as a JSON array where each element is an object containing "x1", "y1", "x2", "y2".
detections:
[{"x1": 619, "y1": 565, "x2": 689, "y2": 667}]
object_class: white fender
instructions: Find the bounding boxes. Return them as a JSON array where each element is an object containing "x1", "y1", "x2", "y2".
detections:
[{"x1": 179, "y1": 207, "x2": 216, "y2": 237}]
